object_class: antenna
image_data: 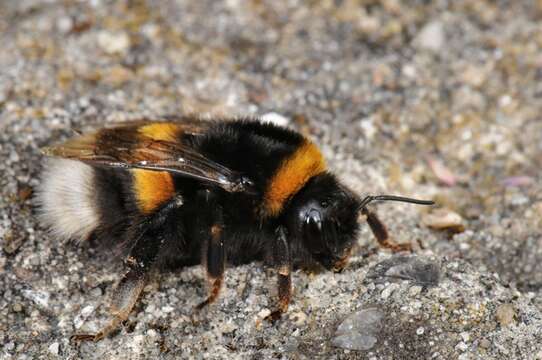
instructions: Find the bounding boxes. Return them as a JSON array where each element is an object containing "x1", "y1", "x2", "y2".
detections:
[{"x1": 359, "y1": 195, "x2": 434, "y2": 210}]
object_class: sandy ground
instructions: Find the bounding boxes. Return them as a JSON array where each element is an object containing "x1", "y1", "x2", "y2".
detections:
[{"x1": 1, "y1": 1, "x2": 542, "y2": 359}]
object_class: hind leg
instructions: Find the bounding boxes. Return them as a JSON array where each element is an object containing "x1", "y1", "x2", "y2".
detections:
[
  {"x1": 72, "y1": 198, "x2": 184, "y2": 342},
  {"x1": 72, "y1": 228, "x2": 165, "y2": 342}
]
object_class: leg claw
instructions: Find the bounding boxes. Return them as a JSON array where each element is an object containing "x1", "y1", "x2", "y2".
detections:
[{"x1": 383, "y1": 241, "x2": 413, "y2": 253}]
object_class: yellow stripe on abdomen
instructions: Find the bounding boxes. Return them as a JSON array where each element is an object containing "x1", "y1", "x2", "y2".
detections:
[
  {"x1": 262, "y1": 140, "x2": 326, "y2": 217},
  {"x1": 133, "y1": 169, "x2": 175, "y2": 214}
]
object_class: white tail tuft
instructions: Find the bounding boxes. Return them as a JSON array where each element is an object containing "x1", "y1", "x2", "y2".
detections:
[{"x1": 36, "y1": 159, "x2": 100, "y2": 241}]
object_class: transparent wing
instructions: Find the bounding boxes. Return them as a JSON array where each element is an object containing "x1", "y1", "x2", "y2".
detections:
[{"x1": 42, "y1": 120, "x2": 256, "y2": 194}]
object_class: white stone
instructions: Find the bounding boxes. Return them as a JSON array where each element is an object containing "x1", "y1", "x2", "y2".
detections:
[
  {"x1": 455, "y1": 341, "x2": 468, "y2": 352},
  {"x1": 48, "y1": 342, "x2": 60, "y2": 355},
  {"x1": 415, "y1": 21, "x2": 445, "y2": 52},
  {"x1": 97, "y1": 31, "x2": 131, "y2": 55},
  {"x1": 56, "y1": 17, "x2": 73, "y2": 33}
]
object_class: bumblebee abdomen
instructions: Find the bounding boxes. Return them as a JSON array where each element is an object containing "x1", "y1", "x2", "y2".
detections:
[
  {"x1": 37, "y1": 157, "x2": 179, "y2": 241},
  {"x1": 132, "y1": 169, "x2": 176, "y2": 214}
]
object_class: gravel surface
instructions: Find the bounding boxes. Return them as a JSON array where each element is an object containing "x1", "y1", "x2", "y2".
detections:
[{"x1": 1, "y1": 1, "x2": 542, "y2": 359}]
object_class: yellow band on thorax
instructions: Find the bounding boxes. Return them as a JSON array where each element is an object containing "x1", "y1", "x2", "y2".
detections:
[
  {"x1": 138, "y1": 123, "x2": 180, "y2": 141},
  {"x1": 262, "y1": 140, "x2": 326, "y2": 217}
]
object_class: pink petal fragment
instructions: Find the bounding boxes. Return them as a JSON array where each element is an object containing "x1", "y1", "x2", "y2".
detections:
[
  {"x1": 501, "y1": 176, "x2": 534, "y2": 188},
  {"x1": 427, "y1": 157, "x2": 457, "y2": 187}
]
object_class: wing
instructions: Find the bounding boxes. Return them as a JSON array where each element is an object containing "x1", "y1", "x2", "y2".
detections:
[{"x1": 42, "y1": 119, "x2": 256, "y2": 194}]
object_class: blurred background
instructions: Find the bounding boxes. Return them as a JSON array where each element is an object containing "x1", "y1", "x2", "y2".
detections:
[{"x1": 1, "y1": 1, "x2": 541, "y2": 358}]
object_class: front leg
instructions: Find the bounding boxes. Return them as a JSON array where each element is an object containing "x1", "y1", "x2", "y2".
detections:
[
  {"x1": 266, "y1": 226, "x2": 292, "y2": 322},
  {"x1": 361, "y1": 207, "x2": 412, "y2": 252},
  {"x1": 195, "y1": 190, "x2": 226, "y2": 310}
]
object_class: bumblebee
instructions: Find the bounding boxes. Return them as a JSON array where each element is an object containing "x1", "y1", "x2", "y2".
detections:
[{"x1": 36, "y1": 116, "x2": 433, "y2": 341}]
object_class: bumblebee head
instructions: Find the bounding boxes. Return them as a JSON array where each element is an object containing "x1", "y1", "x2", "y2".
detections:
[
  {"x1": 285, "y1": 174, "x2": 434, "y2": 271},
  {"x1": 285, "y1": 173, "x2": 361, "y2": 272}
]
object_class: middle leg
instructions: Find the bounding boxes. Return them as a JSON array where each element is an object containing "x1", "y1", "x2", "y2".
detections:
[
  {"x1": 196, "y1": 222, "x2": 225, "y2": 309},
  {"x1": 194, "y1": 190, "x2": 226, "y2": 310}
]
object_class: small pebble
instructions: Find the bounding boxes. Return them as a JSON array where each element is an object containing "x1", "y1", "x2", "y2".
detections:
[
  {"x1": 479, "y1": 338, "x2": 491, "y2": 349},
  {"x1": 89, "y1": 287, "x2": 103, "y2": 297},
  {"x1": 415, "y1": 21, "x2": 445, "y2": 52},
  {"x1": 289, "y1": 311, "x2": 308, "y2": 326},
  {"x1": 74, "y1": 306, "x2": 89, "y2": 319},
  {"x1": 56, "y1": 17, "x2": 73, "y2": 33},
  {"x1": 367, "y1": 256, "x2": 441, "y2": 287},
  {"x1": 495, "y1": 304, "x2": 516, "y2": 326},
  {"x1": 409, "y1": 286, "x2": 422, "y2": 296},
  {"x1": 21, "y1": 289, "x2": 50, "y2": 308},
  {"x1": 220, "y1": 320, "x2": 238, "y2": 334},
  {"x1": 422, "y1": 209, "x2": 465, "y2": 233},
  {"x1": 416, "y1": 327, "x2": 425, "y2": 335},
  {"x1": 48, "y1": 342, "x2": 59, "y2": 355},
  {"x1": 97, "y1": 31, "x2": 131, "y2": 55},
  {"x1": 455, "y1": 341, "x2": 468, "y2": 352},
  {"x1": 74, "y1": 305, "x2": 95, "y2": 329},
  {"x1": 257, "y1": 308, "x2": 271, "y2": 319}
]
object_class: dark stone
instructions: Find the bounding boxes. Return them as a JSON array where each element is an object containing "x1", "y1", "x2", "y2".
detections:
[{"x1": 366, "y1": 255, "x2": 440, "y2": 287}]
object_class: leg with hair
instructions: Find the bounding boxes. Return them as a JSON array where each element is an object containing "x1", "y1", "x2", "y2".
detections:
[
  {"x1": 361, "y1": 207, "x2": 412, "y2": 252},
  {"x1": 72, "y1": 229, "x2": 163, "y2": 341},
  {"x1": 72, "y1": 198, "x2": 183, "y2": 342},
  {"x1": 194, "y1": 191, "x2": 226, "y2": 310},
  {"x1": 266, "y1": 226, "x2": 292, "y2": 322},
  {"x1": 196, "y1": 223, "x2": 225, "y2": 309}
]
